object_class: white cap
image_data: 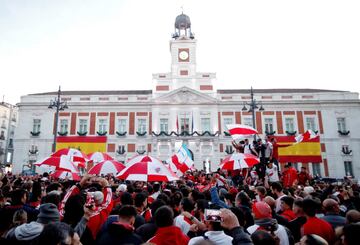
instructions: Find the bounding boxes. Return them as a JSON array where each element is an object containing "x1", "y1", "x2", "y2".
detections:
[
  {"x1": 304, "y1": 186, "x2": 315, "y2": 194},
  {"x1": 117, "y1": 184, "x2": 127, "y2": 192}
]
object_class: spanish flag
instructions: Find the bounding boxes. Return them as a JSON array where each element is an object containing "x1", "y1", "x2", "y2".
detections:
[
  {"x1": 56, "y1": 136, "x2": 107, "y2": 154},
  {"x1": 274, "y1": 135, "x2": 322, "y2": 163}
]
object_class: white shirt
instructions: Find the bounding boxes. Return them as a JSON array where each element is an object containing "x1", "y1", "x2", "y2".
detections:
[
  {"x1": 264, "y1": 142, "x2": 273, "y2": 158},
  {"x1": 174, "y1": 215, "x2": 191, "y2": 235},
  {"x1": 266, "y1": 165, "x2": 280, "y2": 182},
  {"x1": 275, "y1": 194, "x2": 287, "y2": 213},
  {"x1": 188, "y1": 231, "x2": 233, "y2": 245},
  {"x1": 247, "y1": 223, "x2": 289, "y2": 245}
]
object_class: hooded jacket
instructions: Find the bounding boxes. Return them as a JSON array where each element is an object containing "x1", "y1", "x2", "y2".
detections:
[
  {"x1": 147, "y1": 225, "x2": 189, "y2": 245},
  {"x1": 96, "y1": 221, "x2": 143, "y2": 245},
  {"x1": 6, "y1": 221, "x2": 44, "y2": 244}
]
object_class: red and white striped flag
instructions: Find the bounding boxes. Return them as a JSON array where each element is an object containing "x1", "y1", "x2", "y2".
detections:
[
  {"x1": 226, "y1": 124, "x2": 258, "y2": 140},
  {"x1": 295, "y1": 130, "x2": 318, "y2": 143}
]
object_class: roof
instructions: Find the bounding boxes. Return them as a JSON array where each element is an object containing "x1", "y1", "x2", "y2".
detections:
[
  {"x1": 217, "y1": 88, "x2": 347, "y2": 94},
  {"x1": 29, "y1": 90, "x2": 153, "y2": 96}
]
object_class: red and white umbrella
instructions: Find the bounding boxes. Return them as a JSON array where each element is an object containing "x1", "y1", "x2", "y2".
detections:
[
  {"x1": 52, "y1": 148, "x2": 89, "y2": 163},
  {"x1": 117, "y1": 157, "x2": 178, "y2": 182},
  {"x1": 35, "y1": 155, "x2": 79, "y2": 173},
  {"x1": 126, "y1": 155, "x2": 163, "y2": 166},
  {"x1": 220, "y1": 153, "x2": 260, "y2": 170},
  {"x1": 88, "y1": 160, "x2": 125, "y2": 175},
  {"x1": 87, "y1": 152, "x2": 113, "y2": 164},
  {"x1": 226, "y1": 124, "x2": 258, "y2": 140},
  {"x1": 51, "y1": 170, "x2": 81, "y2": 181}
]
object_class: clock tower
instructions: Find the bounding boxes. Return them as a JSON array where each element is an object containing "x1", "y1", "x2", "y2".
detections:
[
  {"x1": 153, "y1": 13, "x2": 215, "y2": 95},
  {"x1": 170, "y1": 13, "x2": 197, "y2": 79}
]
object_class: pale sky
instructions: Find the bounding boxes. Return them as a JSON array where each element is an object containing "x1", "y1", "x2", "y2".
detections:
[{"x1": 1, "y1": 0, "x2": 360, "y2": 104}]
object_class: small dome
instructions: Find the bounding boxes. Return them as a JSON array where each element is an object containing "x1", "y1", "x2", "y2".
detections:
[{"x1": 175, "y1": 13, "x2": 191, "y2": 29}]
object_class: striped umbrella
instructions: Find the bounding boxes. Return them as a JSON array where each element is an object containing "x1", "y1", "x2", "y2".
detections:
[
  {"x1": 87, "y1": 152, "x2": 114, "y2": 164},
  {"x1": 220, "y1": 153, "x2": 260, "y2": 170},
  {"x1": 52, "y1": 148, "x2": 89, "y2": 163},
  {"x1": 35, "y1": 155, "x2": 79, "y2": 173},
  {"x1": 88, "y1": 160, "x2": 125, "y2": 175},
  {"x1": 226, "y1": 124, "x2": 258, "y2": 140},
  {"x1": 117, "y1": 159, "x2": 178, "y2": 182},
  {"x1": 51, "y1": 170, "x2": 81, "y2": 181}
]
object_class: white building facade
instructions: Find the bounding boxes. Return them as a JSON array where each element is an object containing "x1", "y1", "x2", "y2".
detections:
[
  {"x1": 0, "y1": 102, "x2": 18, "y2": 169},
  {"x1": 12, "y1": 14, "x2": 360, "y2": 178}
]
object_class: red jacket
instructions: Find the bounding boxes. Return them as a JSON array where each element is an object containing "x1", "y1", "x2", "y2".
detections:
[
  {"x1": 282, "y1": 167, "x2": 298, "y2": 187},
  {"x1": 148, "y1": 226, "x2": 189, "y2": 245},
  {"x1": 60, "y1": 185, "x2": 113, "y2": 239},
  {"x1": 281, "y1": 209, "x2": 297, "y2": 221},
  {"x1": 302, "y1": 216, "x2": 335, "y2": 244}
]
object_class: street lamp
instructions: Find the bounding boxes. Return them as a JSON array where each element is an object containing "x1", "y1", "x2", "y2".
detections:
[
  {"x1": 241, "y1": 87, "x2": 265, "y2": 140},
  {"x1": 48, "y1": 86, "x2": 68, "y2": 152}
]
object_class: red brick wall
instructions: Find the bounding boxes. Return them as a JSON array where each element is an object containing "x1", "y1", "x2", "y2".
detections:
[
  {"x1": 219, "y1": 144, "x2": 223, "y2": 152},
  {"x1": 222, "y1": 111, "x2": 234, "y2": 116},
  {"x1": 128, "y1": 144, "x2": 135, "y2": 152},
  {"x1": 156, "y1": 85, "x2": 169, "y2": 91},
  {"x1": 200, "y1": 85, "x2": 213, "y2": 90},
  {"x1": 136, "y1": 112, "x2": 148, "y2": 116},
  {"x1": 323, "y1": 159, "x2": 329, "y2": 177},
  {"x1": 297, "y1": 111, "x2": 304, "y2": 134},
  {"x1": 78, "y1": 112, "x2": 89, "y2": 116},
  {"x1": 262, "y1": 111, "x2": 274, "y2": 115},
  {"x1": 256, "y1": 111, "x2": 263, "y2": 134},
  {"x1": 129, "y1": 112, "x2": 135, "y2": 135},
  {"x1": 283, "y1": 111, "x2": 295, "y2": 115},
  {"x1": 180, "y1": 70, "x2": 188, "y2": 75},
  {"x1": 303, "y1": 111, "x2": 316, "y2": 115},
  {"x1": 147, "y1": 144, "x2": 152, "y2": 153},
  {"x1": 276, "y1": 111, "x2": 284, "y2": 134},
  {"x1": 235, "y1": 112, "x2": 241, "y2": 124},
  {"x1": 90, "y1": 112, "x2": 96, "y2": 135},
  {"x1": 109, "y1": 112, "x2": 115, "y2": 135},
  {"x1": 97, "y1": 112, "x2": 109, "y2": 116},
  {"x1": 149, "y1": 112, "x2": 152, "y2": 133},
  {"x1": 107, "y1": 144, "x2": 115, "y2": 152},
  {"x1": 70, "y1": 113, "x2": 77, "y2": 135},
  {"x1": 321, "y1": 143, "x2": 326, "y2": 152},
  {"x1": 59, "y1": 112, "x2": 70, "y2": 116},
  {"x1": 117, "y1": 112, "x2": 128, "y2": 116},
  {"x1": 318, "y1": 111, "x2": 324, "y2": 134}
]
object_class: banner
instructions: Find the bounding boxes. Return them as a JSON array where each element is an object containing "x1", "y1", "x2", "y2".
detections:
[
  {"x1": 274, "y1": 135, "x2": 322, "y2": 163},
  {"x1": 56, "y1": 136, "x2": 107, "y2": 154}
]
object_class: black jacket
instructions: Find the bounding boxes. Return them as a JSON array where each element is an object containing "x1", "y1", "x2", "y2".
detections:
[
  {"x1": 96, "y1": 222, "x2": 143, "y2": 245},
  {"x1": 228, "y1": 226, "x2": 253, "y2": 245}
]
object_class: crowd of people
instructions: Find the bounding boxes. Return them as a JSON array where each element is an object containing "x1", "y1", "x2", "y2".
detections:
[
  {"x1": 0, "y1": 136, "x2": 359, "y2": 245},
  {"x1": 0, "y1": 163, "x2": 359, "y2": 245}
]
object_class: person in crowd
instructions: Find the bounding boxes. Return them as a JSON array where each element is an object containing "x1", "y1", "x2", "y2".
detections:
[
  {"x1": 6, "y1": 203, "x2": 60, "y2": 244},
  {"x1": 266, "y1": 161, "x2": 280, "y2": 184},
  {"x1": 36, "y1": 222, "x2": 82, "y2": 245},
  {"x1": 148, "y1": 182, "x2": 161, "y2": 204},
  {"x1": 280, "y1": 196, "x2": 296, "y2": 221},
  {"x1": 271, "y1": 182, "x2": 287, "y2": 213},
  {"x1": 282, "y1": 163, "x2": 298, "y2": 188},
  {"x1": 251, "y1": 230, "x2": 277, "y2": 245},
  {"x1": 246, "y1": 201, "x2": 290, "y2": 245},
  {"x1": 263, "y1": 196, "x2": 290, "y2": 227},
  {"x1": 298, "y1": 167, "x2": 312, "y2": 186},
  {"x1": 147, "y1": 206, "x2": 190, "y2": 245},
  {"x1": 174, "y1": 197, "x2": 195, "y2": 234},
  {"x1": 298, "y1": 234, "x2": 328, "y2": 245},
  {"x1": 255, "y1": 186, "x2": 267, "y2": 202},
  {"x1": 321, "y1": 198, "x2": 346, "y2": 229},
  {"x1": 96, "y1": 205, "x2": 143, "y2": 245},
  {"x1": 342, "y1": 223, "x2": 360, "y2": 245},
  {"x1": 235, "y1": 191, "x2": 254, "y2": 229},
  {"x1": 134, "y1": 192, "x2": 148, "y2": 228},
  {"x1": 345, "y1": 209, "x2": 360, "y2": 224},
  {"x1": 287, "y1": 199, "x2": 307, "y2": 243},
  {"x1": 301, "y1": 198, "x2": 335, "y2": 244},
  {"x1": 59, "y1": 175, "x2": 113, "y2": 242}
]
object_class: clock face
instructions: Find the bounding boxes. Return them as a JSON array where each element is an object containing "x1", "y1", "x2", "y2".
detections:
[{"x1": 179, "y1": 50, "x2": 189, "y2": 60}]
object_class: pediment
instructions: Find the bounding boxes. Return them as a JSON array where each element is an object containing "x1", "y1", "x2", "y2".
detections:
[{"x1": 153, "y1": 87, "x2": 218, "y2": 105}]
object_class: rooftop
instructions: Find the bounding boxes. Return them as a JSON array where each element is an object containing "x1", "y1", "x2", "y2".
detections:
[{"x1": 217, "y1": 88, "x2": 347, "y2": 94}]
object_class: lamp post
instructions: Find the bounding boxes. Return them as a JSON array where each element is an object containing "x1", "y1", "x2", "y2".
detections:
[
  {"x1": 48, "y1": 86, "x2": 68, "y2": 152},
  {"x1": 242, "y1": 87, "x2": 265, "y2": 140}
]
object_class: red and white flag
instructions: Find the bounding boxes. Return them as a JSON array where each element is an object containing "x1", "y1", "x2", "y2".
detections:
[
  {"x1": 226, "y1": 124, "x2": 258, "y2": 140},
  {"x1": 295, "y1": 130, "x2": 318, "y2": 143},
  {"x1": 166, "y1": 144, "x2": 194, "y2": 176}
]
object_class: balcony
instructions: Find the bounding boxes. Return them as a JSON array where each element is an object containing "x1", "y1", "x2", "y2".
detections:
[
  {"x1": 151, "y1": 130, "x2": 220, "y2": 137},
  {"x1": 116, "y1": 131, "x2": 127, "y2": 136},
  {"x1": 338, "y1": 130, "x2": 350, "y2": 136},
  {"x1": 30, "y1": 131, "x2": 40, "y2": 137}
]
